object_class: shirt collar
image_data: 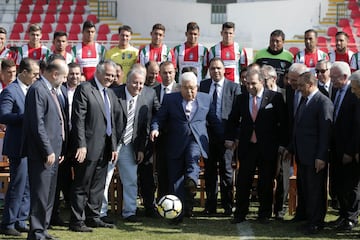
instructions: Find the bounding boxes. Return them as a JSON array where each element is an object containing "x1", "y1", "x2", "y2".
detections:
[
  {"x1": 94, "y1": 76, "x2": 105, "y2": 92},
  {"x1": 212, "y1": 78, "x2": 224, "y2": 87}
]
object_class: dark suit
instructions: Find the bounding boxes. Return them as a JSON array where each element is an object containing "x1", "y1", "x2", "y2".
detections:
[
  {"x1": 0, "y1": 79, "x2": 30, "y2": 231},
  {"x1": 199, "y1": 78, "x2": 240, "y2": 213},
  {"x1": 226, "y1": 89, "x2": 287, "y2": 219},
  {"x1": 151, "y1": 92, "x2": 221, "y2": 215},
  {"x1": 330, "y1": 86, "x2": 360, "y2": 224},
  {"x1": 113, "y1": 85, "x2": 160, "y2": 216},
  {"x1": 51, "y1": 85, "x2": 72, "y2": 224},
  {"x1": 318, "y1": 82, "x2": 333, "y2": 99},
  {"x1": 153, "y1": 82, "x2": 180, "y2": 197},
  {"x1": 289, "y1": 90, "x2": 333, "y2": 227},
  {"x1": 22, "y1": 77, "x2": 64, "y2": 240},
  {"x1": 70, "y1": 79, "x2": 117, "y2": 226}
]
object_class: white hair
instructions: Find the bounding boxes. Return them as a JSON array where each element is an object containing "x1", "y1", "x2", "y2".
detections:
[
  {"x1": 179, "y1": 72, "x2": 197, "y2": 86},
  {"x1": 331, "y1": 61, "x2": 351, "y2": 78},
  {"x1": 349, "y1": 70, "x2": 360, "y2": 86}
]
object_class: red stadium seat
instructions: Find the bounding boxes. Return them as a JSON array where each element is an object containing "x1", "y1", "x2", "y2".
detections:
[
  {"x1": 330, "y1": 37, "x2": 336, "y2": 47},
  {"x1": 288, "y1": 47, "x2": 299, "y2": 57},
  {"x1": 35, "y1": 0, "x2": 48, "y2": 4},
  {"x1": 60, "y1": 5, "x2": 72, "y2": 14},
  {"x1": 42, "y1": 23, "x2": 53, "y2": 33},
  {"x1": 353, "y1": 17, "x2": 360, "y2": 27},
  {"x1": 97, "y1": 34, "x2": 108, "y2": 41},
  {"x1": 46, "y1": 4, "x2": 57, "y2": 14},
  {"x1": 319, "y1": 47, "x2": 329, "y2": 54},
  {"x1": 44, "y1": 14, "x2": 55, "y2": 23},
  {"x1": 19, "y1": 5, "x2": 30, "y2": 14},
  {"x1": 15, "y1": 14, "x2": 27, "y2": 23},
  {"x1": 68, "y1": 33, "x2": 78, "y2": 41},
  {"x1": 72, "y1": 15, "x2": 83, "y2": 24},
  {"x1": 12, "y1": 23, "x2": 24, "y2": 33},
  {"x1": 21, "y1": 0, "x2": 33, "y2": 4},
  {"x1": 58, "y1": 14, "x2": 70, "y2": 23},
  {"x1": 29, "y1": 14, "x2": 42, "y2": 24},
  {"x1": 69, "y1": 24, "x2": 81, "y2": 34},
  {"x1": 111, "y1": 33, "x2": 119, "y2": 42},
  {"x1": 33, "y1": 5, "x2": 44, "y2": 14},
  {"x1": 98, "y1": 24, "x2": 110, "y2": 35},
  {"x1": 348, "y1": 2, "x2": 359, "y2": 11},
  {"x1": 327, "y1": 26, "x2": 338, "y2": 37},
  {"x1": 338, "y1": 18, "x2": 350, "y2": 28},
  {"x1": 87, "y1": 14, "x2": 98, "y2": 23},
  {"x1": 55, "y1": 23, "x2": 67, "y2": 32},
  {"x1": 74, "y1": 5, "x2": 85, "y2": 14},
  {"x1": 63, "y1": 0, "x2": 74, "y2": 6},
  {"x1": 41, "y1": 33, "x2": 50, "y2": 40},
  {"x1": 9, "y1": 32, "x2": 21, "y2": 40},
  {"x1": 351, "y1": 9, "x2": 360, "y2": 19},
  {"x1": 317, "y1": 36, "x2": 327, "y2": 47},
  {"x1": 342, "y1": 26, "x2": 353, "y2": 37},
  {"x1": 76, "y1": 0, "x2": 87, "y2": 6}
]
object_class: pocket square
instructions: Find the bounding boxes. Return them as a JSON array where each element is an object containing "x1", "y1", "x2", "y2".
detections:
[{"x1": 265, "y1": 103, "x2": 273, "y2": 109}]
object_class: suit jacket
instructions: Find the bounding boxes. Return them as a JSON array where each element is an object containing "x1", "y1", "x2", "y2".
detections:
[
  {"x1": 318, "y1": 82, "x2": 334, "y2": 99},
  {"x1": 331, "y1": 86, "x2": 360, "y2": 160},
  {"x1": 22, "y1": 77, "x2": 64, "y2": 160},
  {"x1": 154, "y1": 82, "x2": 180, "y2": 103},
  {"x1": 113, "y1": 85, "x2": 160, "y2": 153},
  {"x1": 199, "y1": 78, "x2": 241, "y2": 120},
  {"x1": 151, "y1": 92, "x2": 221, "y2": 159},
  {"x1": 291, "y1": 91, "x2": 333, "y2": 165},
  {"x1": 70, "y1": 79, "x2": 117, "y2": 161},
  {"x1": 226, "y1": 89, "x2": 288, "y2": 159},
  {"x1": 0, "y1": 79, "x2": 26, "y2": 158}
]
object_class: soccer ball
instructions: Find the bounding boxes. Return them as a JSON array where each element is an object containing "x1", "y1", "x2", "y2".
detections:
[{"x1": 156, "y1": 194, "x2": 182, "y2": 219}]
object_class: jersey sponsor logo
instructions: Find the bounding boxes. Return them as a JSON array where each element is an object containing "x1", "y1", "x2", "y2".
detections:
[
  {"x1": 87, "y1": 50, "x2": 92, "y2": 57},
  {"x1": 225, "y1": 51, "x2": 230, "y2": 59}
]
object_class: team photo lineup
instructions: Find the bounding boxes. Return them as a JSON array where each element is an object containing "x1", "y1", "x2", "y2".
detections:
[{"x1": 0, "y1": 3, "x2": 360, "y2": 239}]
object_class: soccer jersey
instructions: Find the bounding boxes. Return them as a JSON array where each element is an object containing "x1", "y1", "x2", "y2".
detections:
[
  {"x1": 105, "y1": 45, "x2": 138, "y2": 83},
  {"x1": 349, "y1": 52, "x2": 360, "y2": 71},
  {"x1": 16, "y1": 44, "x2": 51, "y2": 65},
  {"x1": 294, "y1": 49, "x2": 329, "y2": 73},
  {"x1": 51, "y1": 51, "x2": 75, "y2": 64},
  {"x1": 72, "y1": 42, "x2": 106, "y2": 81},
  {"x1": 137, "y1": 44, "x2": 176, "y2": 66},
  {"x1": 0, "y1": 47, "x2": 13, "y2": 61},
  {"x1": 254, "y1": 48, "x2": 293, "y2": 88},
  {"x1": 328, "y1": 49, "x2": 354, "y2": 64},
  {"x1": 208, "y1": 42, "x2": 247, "y2": 83},
  {"x1": 173, "y1": 43, "x2": 208, "y2": 83}
]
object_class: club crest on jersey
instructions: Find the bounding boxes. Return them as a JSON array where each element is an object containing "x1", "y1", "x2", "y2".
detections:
[
  {"x1": 33, "y1": 51, "x2": 37, "y2": 58},
  {"x1": 87, "y1": 50, "x2": 92, "y2": 57},
  {"x1": 309, "y1": 58, "x2": 314, "y2": 67},
  {"x1": 225, "y1": 51, "x2": 230, "y2": 59},
  {"x1": 127, "y1": 53, "x2": 132, "y2": 59},
  {"x1": 189, "y1": 53, "x2": 194, "y2": 60},
  {"x1": 122, "y1": 53, "x2": 126, "y2": 60}
]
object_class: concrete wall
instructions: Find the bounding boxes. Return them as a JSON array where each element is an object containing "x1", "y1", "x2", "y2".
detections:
[{"x1": 117, "y1": 0, "x2": 329, "y2": 50}]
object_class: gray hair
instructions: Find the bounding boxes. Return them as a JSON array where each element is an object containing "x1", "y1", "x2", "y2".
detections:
[
  {"x1": 96, "y1": 60, "x2": 117, "y2": 75},
  {"x1": 180, "y1": 72, "x2": 197, "y2": 86},
  {"x1": 260, "y1": 65, "x2": 277, "y2": 80},
  {"x1": 331, "y1": 61, "x2": 351, "y2": 79},
  {"x1": 127, "y1": 63, "x2": 146, "y2": 82},
  {"x1": 316, "y1": 59, "x2": 331, "y2": 69},
  {"x1": 288, "y1": 63, "x2": 308, "y2": 75},
  {"x1": 349, "y1": 70, "x2": 360, "y2": 86}
]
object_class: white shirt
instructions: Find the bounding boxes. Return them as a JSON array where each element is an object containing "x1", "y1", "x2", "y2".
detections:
[
  {"x1": 160, "y1": 81, "x2": 175, "y2": 103},
  {"x1": 17, "y1": 78, "x2": 29, "y2": 96}
]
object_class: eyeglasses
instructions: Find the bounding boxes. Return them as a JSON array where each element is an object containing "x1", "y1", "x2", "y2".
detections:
[{"x1": 315, "y1": 69, "x2": 328, "y2": 74}]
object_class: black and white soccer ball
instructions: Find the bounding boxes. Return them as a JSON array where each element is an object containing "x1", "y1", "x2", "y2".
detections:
[{"x1": 156, "y1": 194, "x2": 182, "y2": 219}]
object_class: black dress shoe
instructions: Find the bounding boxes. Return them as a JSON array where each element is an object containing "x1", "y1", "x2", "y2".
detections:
[
  {"x1": 145, "y1": 209, "x2": 159, "y2": 218},
  {"x1": 100, "y1": 216, "x2": 115, "y2": 224},
  {"x1": 86, "y1": 219, "x2": 114, "y2": 228},
  {"x1": 305, "y1": 225, "x2": 323, "y2": 235},
  {"x1": 289, "y1": 216, "x2": 306, "y2": 223},
  {"x1": 201, "y1": 209, "x2": 216, "y2": 215},
  {"x1": 0, "y1": 228, "x2": 21, "y2": 236},
  {"x1": 124, "y1": 215, "x2": 141, "y2": 223},
  {"x1": 328, "y1": 216, "x2": 345, "y2": 228},
  {"x1": 223, "y1": 208, "x2": 232, "y2": 216},
  {"x1": 230, "y1": 217, "x2": 246, "y2": 224},
  {"x1": 337, "y1": 220, "x2": 356, "y2": 231},
  {"x1": 15, "y1": 225, "x2": 29, "y2": 233},
  {"x1": 69, "y1": 223, "x2": 93, "y2": 232}
]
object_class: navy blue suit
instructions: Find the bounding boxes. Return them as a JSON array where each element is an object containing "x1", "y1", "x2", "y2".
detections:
[
  {"x1": 199, "y1": 78, "x2": 241, "y2": 213},
  {"x1": 23, "y1": 77, "x2": 65, "y2": 240},
  {"x1": 0, "y1": 79, "x2": 30, "y2": 231},
  {"x1": 151, "y1": 92, "x2": 221, "y2": 214}
]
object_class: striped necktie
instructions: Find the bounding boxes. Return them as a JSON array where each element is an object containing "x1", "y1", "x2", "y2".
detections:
[{"x1": 123, "y1": 99, "x2": 135, "y2": 145}]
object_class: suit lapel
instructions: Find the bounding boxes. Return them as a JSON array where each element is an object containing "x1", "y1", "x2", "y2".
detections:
[
  {"x1": 90, "y1": 80, "x2": 106, "y2": 118},
  {"x1": 259, "y1": 89, "x2": 270, "y2": 110},
  {"x1": 14, "y1": 79, "x2": 26, "y2": 106},
  {"x1": 118, "y1": 86, "x2": 128, "y2": 114}
]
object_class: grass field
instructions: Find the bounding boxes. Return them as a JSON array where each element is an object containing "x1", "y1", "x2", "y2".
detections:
[{"x1": 1, "y1": 199, "x2": 359, "y2": 240}]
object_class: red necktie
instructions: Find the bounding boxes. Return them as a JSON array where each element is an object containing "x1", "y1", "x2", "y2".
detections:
[{"x1": 250, "y1": 96, "x2": 257, "y2": 143}]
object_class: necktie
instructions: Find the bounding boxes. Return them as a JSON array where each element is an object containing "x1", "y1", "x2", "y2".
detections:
[
  {"x1": 250, "y1": 96, "x2": 258, "y2": 143},
  {"x1": 103, "y1": 88, "x2": 112, "y2": 136},
  {"x1": 185, "y1": 101, "x2": 192, "y2": 120},
  {"x1": 57, "y1": 91, "x2": 66, "y2": 109},
  {"x1": 213, "y1": 83, "x2": 218, "y2": 106},
  {"x1": 123, "y1": 99, "x2": 135, "y2": 145},
  {"x1": 333, "y1": 89, "x2": 343, "y2": 121},
  {"x1": 296, "y1": 96, "x2": 308, "y2": 122},
  {"x1": 51, "y1": 88, "x2": 65, "y2": 141}
]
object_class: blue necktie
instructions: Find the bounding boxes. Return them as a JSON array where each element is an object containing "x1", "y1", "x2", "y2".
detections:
[{"x1": 103, "y1": 88, "x2": 112, "y2": 136}]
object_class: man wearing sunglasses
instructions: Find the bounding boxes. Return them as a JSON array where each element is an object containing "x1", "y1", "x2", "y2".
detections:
[{"x1": 316, "y1": 60, "x2": 333, "y2": 98}]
